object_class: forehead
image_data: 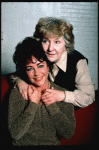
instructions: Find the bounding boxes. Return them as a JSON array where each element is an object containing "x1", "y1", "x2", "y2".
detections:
[
  {"x1": 43, "y1": 36, "x2": 64, "y2": 40},
  {"x1": 26, "y1": 56, "x2": 43, "y2": 65}
]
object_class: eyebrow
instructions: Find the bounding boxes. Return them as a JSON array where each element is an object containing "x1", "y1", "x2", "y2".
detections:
[
  {"x1": 26, "y1": 66, "x2": 32, "y2": 68},
  {"x1": 43, "y1": 37, "x2": 60, "y2": 40},
  {"x1": 26, "y1": 62, "x2": 44, "y2": 67},
  {"x1": 43, "y1": 38, "x2": 48, "y2": 40}
]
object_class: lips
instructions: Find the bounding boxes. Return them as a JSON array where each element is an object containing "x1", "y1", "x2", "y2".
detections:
[
  {"x1": 33, "y1": 76, "x2": 43, "y2": 81},
  {"x1": 46, "y1": 53, "x2": 56, "y2": 57},
  {"x1": 46, "y1": 53, "x2": 55, "y2": 55}
]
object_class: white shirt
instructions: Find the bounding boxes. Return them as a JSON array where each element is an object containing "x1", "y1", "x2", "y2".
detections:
[
  {"x1": 48, "y1": 51, "x2": 95, "y2": 108},
  {"x1": 11, "y1": 50, "x2": 95, "y2": 108}
]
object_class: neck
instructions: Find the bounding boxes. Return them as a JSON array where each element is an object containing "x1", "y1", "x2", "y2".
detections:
[{"x1": 36, "y1": 80, "x2": 50, "y2": 94}]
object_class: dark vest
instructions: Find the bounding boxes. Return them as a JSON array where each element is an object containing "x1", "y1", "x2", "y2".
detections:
[{"x1": 54, "y1": 50, "x2": 88, "y2": 91}]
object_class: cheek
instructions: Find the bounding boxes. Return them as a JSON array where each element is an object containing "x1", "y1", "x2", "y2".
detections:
[
  {"x1": 27, "y1": 72, "x2": 34, "y2": 79},
  {"x1": 42, "y1": 44, "x2": 48, "y2": 52},
  {"x1": 42, "y1": 67, "x2": 49, "y2": 77},
  {"x1": 57, "y1": 45, "x2": 65, "y2": 54}
]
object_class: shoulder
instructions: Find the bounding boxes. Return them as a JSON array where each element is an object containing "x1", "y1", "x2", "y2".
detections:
[
  {"x1": 70, "y1": 50, "x2": 85, "y2": 57},
  {"x1": 9, "y1": 87, "x2": 25, "y2": 106},
  {"x1": 77, "y1": 59, "x2": 88, "y2": 69},
  {"x1": 68, "y1": 50, "x2": 88, "y2": 64},
  {"x1": 10, "y1": 87, "x2": 22, "y2": 98}
]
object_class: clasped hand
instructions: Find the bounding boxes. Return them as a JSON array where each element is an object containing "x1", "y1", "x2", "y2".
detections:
[
  {"x1": 41, "y1": 87, "x2": 65, "y2": 106},
  {"x1": 27, "y1": 85, "x2": 65, "y2": 106},
  {"x1": 17, "y1": 81, "x2": 65, "y2": 106}
]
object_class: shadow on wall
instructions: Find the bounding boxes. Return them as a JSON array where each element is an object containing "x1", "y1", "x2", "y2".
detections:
[{"x1": 1, "y1": 66, "x2": 16, "y2": 75}]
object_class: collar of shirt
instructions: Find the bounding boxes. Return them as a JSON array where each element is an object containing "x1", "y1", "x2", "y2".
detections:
[
  {"x1": 49, "y1": 50, "x2": 67, "y2": 81},
  {"x1": 55, "y1": 50, "x2": 67, "y2": 72}
]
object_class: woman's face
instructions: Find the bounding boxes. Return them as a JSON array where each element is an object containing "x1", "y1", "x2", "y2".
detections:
[
  {"x1": 42, "y1": 36, "x2": 66, "y2": 63},
  {"x1": 26, "y1": 56, "x2": 49, "y2": 88}
]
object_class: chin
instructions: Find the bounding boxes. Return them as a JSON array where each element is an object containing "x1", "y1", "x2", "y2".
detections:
[
  {"x1": 48, "y1": 57, "x2": 57, "y2": 62},
  {"x1": 33, "y1": 81, "x2": 45, "y2": 87},
  {"x1": 32, "y1": 83, "x2": 43, "y2": 87}
]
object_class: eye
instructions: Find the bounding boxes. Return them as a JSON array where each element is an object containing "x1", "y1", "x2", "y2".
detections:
[
  {"x1": 42, "y1": 39, "x2": 48, "y2": 43},
  {"x1": 38, "y1": 65, "x2": 44, "y2": 68},
  {"x1": 55, "y1": 41, "x2": 60, "y2": 44},
  {"x1": 26, "y1": 68, "x2": 34, "y2": 71}
]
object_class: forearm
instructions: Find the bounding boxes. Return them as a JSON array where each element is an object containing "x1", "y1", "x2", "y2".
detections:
[
  {"x1": 10, "y1": 72, "x2": 29, "y2": 100},
  {"x1": 64, "y1": 84, "x2": 95, "y2": 108},
  {"x1": 10, "y1": 71, "x2": 23, "y2": 85}
]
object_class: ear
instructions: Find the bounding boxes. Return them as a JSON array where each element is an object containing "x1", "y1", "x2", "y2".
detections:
[{"x1": 64, "y1": 46, "x2": 66, "y2": 51}]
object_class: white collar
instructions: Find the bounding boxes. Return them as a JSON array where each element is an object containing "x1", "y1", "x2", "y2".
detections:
[{"x1": 55, "y1": 50, "x2": 67, "y2": 72}]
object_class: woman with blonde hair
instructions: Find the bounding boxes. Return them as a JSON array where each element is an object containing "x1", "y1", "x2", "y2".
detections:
[{"x1": 10, "y1": 17, "x2": 95, "y2": 108}]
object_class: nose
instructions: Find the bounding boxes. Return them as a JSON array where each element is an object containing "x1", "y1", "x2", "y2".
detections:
[
  {"x1": 34, "y1": 68, "x2": 39, "y2": 76},
  {"x1": 48, "y1": 42, "x2": 54, "y2": 52}
]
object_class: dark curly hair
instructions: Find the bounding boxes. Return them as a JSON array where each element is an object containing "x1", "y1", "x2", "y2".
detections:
[{"x1": 13, "y1": 37, "x2": 51, "y2": 79}]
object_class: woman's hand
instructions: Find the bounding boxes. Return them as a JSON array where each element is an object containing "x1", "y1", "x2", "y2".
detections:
[
  {"x1": 27, "y1": 85, "x2": 41, "y2": 104},
  {"x1": 41, "y1": 87, "x2": 65, "y2": 106},
  {"x1": 16, "y1": 80, "x2": 29, "y2": 100}
]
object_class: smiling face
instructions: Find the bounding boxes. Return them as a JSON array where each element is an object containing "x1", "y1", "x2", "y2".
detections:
[
  {"x1": 42, "y1": 36, "x2": 66, "y2": 63},
  {"x1": 26, "y1": 56, "x2": 49, "y2": 89}
]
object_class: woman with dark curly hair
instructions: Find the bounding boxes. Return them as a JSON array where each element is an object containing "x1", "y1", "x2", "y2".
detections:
[
  {"x1": 10, "y1": 17, "x2": 95, "y2": 108},
  {"x1": 8, "y1": 37, "x2": 76, "y2": 146}
]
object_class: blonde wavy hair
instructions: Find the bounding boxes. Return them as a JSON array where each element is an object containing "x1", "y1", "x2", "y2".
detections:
[{"x1": 33, "y1": 17, "x2": 74, "y2": 53}]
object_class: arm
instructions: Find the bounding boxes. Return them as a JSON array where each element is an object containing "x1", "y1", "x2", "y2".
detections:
[
  {"x1": 42, "y1": 60, "x2": 95, "y2": 107},
  {"x1": 65, "y1": 59, "x2": 95, "y2": 107},
  {"x1": 10, "y1": 71, "x2": 29, "y2": 100},
  {"x1": 10, "y1": 71, "x2": 22, "y2": 85},
  {"x1": 41, "y1": 82, "x2": 67, "y2": 106},
  {"x1": 46, "y1": 102, "x2": 76, "y2": 140},
  {"x1": 8, "y1": 88, "x2": 40, "y2": 141}
]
